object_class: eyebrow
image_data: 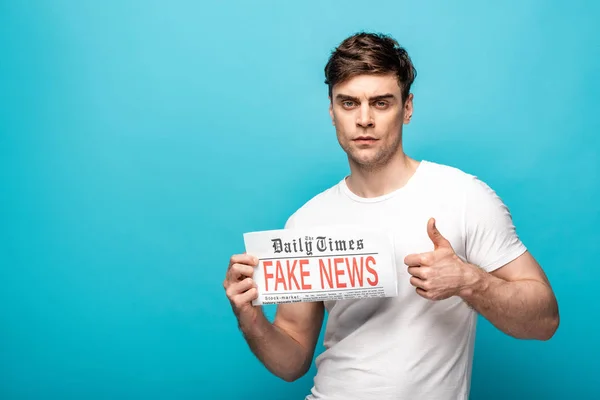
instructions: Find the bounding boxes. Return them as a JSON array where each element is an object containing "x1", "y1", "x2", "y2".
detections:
[{"x1": 335, "y1": 93, "x2": 397, "y2": 102}]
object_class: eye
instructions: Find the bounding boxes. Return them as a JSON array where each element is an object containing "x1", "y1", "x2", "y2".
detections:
[
  {"x1": 374, "y1": 101, "x2": 388, "y2": 109},
  {"x1": 342, "y1": 101, "x2": 355, "y2": 108}
]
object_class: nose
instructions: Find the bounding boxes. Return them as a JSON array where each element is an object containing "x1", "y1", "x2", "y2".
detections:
[{"x1": 356, "y1": 103, "x2": 374, "y2": 128}]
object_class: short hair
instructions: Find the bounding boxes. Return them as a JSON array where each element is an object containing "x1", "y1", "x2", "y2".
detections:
[{"x1": 324, "y1": 32, "x2": 417, "y2": 102}]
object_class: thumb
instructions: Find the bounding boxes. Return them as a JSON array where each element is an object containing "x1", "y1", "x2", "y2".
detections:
[{"x1": 427, "y1": 218, "x2": 452, "y2": 250}]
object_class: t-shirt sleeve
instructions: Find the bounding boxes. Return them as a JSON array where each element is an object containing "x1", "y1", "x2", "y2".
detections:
[
  {"x1": 463, "y1": 176, "x2": 527, "y2": 273},
  {"x1": 284, "y1": 213, "x2": 297, "y2": 230}
]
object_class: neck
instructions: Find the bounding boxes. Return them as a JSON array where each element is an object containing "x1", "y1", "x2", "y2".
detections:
[{"x1": 346, "y1": 151, "x2": 420, "y2": 198}]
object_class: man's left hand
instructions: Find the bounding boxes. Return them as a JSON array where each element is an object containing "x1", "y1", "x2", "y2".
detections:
[{"x1": 405, "y1": 218, "x2": 483, "y2": 301}]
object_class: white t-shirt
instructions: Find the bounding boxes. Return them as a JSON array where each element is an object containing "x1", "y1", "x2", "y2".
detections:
[{"x1": 283, "y1": 160, "x2": 527, "y2": 400}]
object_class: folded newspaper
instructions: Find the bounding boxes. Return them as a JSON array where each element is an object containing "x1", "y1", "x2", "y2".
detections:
[{"x1": 243, "y1": 225, "x2": 398, "y2": 305}]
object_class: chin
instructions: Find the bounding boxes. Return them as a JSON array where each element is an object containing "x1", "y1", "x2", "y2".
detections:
[
  {"x1": 349, "y1": 155, "x2": 383, "y2": 169},
  {"x1": 349, "y1": 148, "x2": 378, "y2": 162},
  {"x1": 348, "y1": 150, "x2": 395, "y2": 169}
]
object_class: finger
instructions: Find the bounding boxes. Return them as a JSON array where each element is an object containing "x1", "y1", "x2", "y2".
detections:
[
  {"x1": 427, "y1": 218, "x2": 452, "y2": 250},
  {"x1": 226, "y1": 277, "x2": 256, "y2": 299},
  {"x1": 229, "y1": 253, "x2": 259, "y2": 268},
  {"x1": 409, "y1": 276, "x2": 427, "y2": 290},
  {"x1": 231, "y1": 287, "x2": 259, "y2": 308},
  {"x1": 407, "y1": 266, "x2": 427, "y2": 279},
  {"x1": 405, "y1": 252, "x2": 436, "y2": 266},
  {"x1": 415, "y1": 287, "x2": 429, "y2": 299},
  {"x1": 404, "y1": 253, "x2": 423, "y2": 267},
  {"x1": 228, "y1": 263, "x2": 255, "y2": 281}
]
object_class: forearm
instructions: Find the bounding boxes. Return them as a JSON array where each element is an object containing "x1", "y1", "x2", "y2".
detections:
[
  {"x1": 460, "y1": 268, "x2": 559, "y2": 340},
  {"x1": 238, "y1": 311, "x2": 312, "y2": 382}
]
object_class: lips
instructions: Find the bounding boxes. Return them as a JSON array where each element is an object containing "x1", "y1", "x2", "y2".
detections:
[{"x1": 353, "y1": 136, "x2": 378, "y2": 143}]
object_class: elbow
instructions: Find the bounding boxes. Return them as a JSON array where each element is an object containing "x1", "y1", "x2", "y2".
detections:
[
  {"x1": 281, "y1": 374, "x2": 302, "y2": 383},
  {"x1": 532, "y1": 312, "x2": 559, "y2": 341},
  {"x1": 539, "y1": 313, "x2": 560, "y2": 341},
  {"x1": 280, "y1": 368, "x2": 309, "y2": 383},
  {"x1": 541, "y1": 298, "x2": 561, "y2": 341},
  {"x1": 279, "y1": 361, "x2": 311, "y2": 382},
  {"x1": 510, "y1": 310, "x2": 560, "y2": 341},
  {"x1": 533, "y1": 293, "x2": 560, "y2": 341}
]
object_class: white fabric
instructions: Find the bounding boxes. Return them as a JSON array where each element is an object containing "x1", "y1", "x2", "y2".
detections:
[{"x1": 283, "y1": 160, "x2": 527, "y2": 400}]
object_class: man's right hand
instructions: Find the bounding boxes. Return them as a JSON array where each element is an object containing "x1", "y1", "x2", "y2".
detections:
[
  {"x1": 223, "y1": 252, "x2": 325, "y2": 381},
  {"x1": 223, "y1": 253, "x2": 260, "y2": 327}
]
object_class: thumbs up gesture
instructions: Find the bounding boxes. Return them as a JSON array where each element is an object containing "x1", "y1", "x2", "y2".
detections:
[{"x1": 404, "y1": 218, "x2": 481, "y2": 301}]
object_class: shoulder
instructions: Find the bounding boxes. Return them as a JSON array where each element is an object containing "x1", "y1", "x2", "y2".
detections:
[
  {"x1": 284, "y1": 180, "x2": 345, "y2": 229},
  {"x1": 419, "y1": 160, "x2": 508, "y2": 214},
  {"x1": 418, "y1": 160, "x2": 484, "y2": 193},
  {"x1": 423, "y1": 161, "x2": 516, "y2": 227}
]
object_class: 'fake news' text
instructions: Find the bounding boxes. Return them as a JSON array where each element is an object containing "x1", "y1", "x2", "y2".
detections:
[{"x1": 262, "y1": 256, "x2": 379, "y2": 292}]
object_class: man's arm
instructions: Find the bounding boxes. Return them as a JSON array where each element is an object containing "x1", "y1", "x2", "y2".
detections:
[
  {"x1": 458, "y1": 250, "x2": 559, "y2": 340},
  {"x1": 406, "y1": 218, "x2": 559, "y2": 341},
  {"x1": 224, "y1": 254, "x2": 324, "y2": 382},
  {"x1": 240, "y1": 302, "x2": 324, "y2": 382}
]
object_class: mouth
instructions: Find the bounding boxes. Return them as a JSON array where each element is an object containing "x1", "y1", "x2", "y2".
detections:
[{"x1": 352, "y1": 136, "x2": 378, "y2": 144}]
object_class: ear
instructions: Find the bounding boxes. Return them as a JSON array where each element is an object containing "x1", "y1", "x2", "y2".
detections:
[
  {"x1": 403, "y1": 93, "x2": 414, "y2": 124},
  {"x1": 329, "y1": 98, "x2": 335, "y2": 125}
]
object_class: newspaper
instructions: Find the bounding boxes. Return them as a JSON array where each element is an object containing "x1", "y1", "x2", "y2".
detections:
[{"x1": 243, "y1": 225, "x2": 398, "y2": 305}]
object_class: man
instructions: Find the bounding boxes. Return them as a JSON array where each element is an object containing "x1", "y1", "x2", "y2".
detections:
[{"x1": 223, "y1": 32, "x2": 559, "y2": 400}]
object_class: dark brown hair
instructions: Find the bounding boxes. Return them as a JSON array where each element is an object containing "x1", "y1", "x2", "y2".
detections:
[{"x1": 324, "y1": 32, "x2": 417, "y2": 102}]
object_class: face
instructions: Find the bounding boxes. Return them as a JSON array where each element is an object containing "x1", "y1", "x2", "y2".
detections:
[{"x1": 329, "y1": 73, "x2": 413, "y2": 170}]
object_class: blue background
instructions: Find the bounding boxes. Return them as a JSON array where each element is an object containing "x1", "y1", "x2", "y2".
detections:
[{"x1": 1, "y1": 1, "x2": 598, "y2": 399}]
